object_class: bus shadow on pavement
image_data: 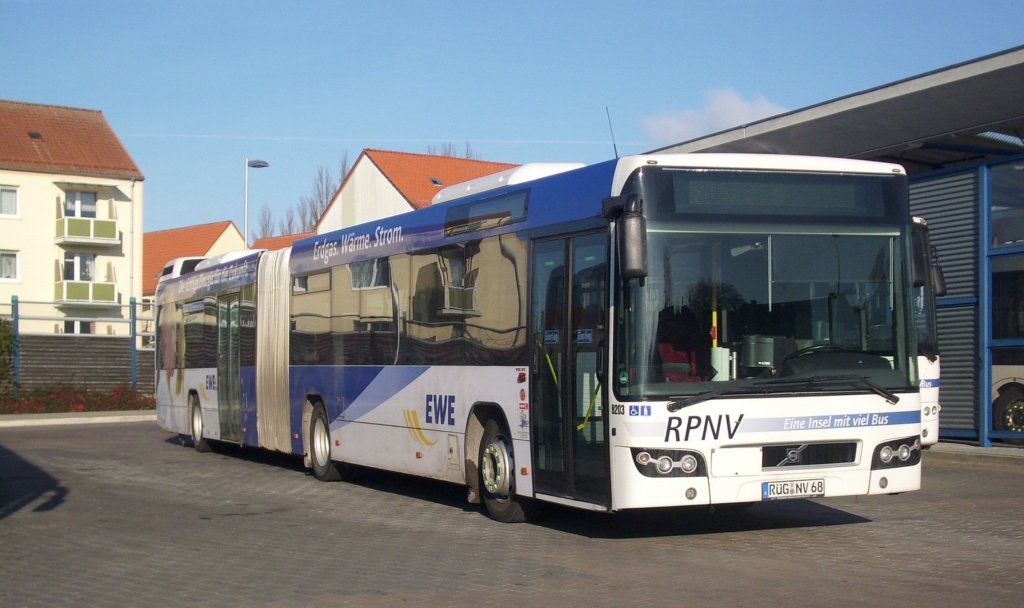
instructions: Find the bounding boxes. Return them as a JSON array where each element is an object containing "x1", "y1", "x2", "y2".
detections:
[
  {"x1": 165, "y1": 435, "x2": 309, "y2": 473},
  {"x1": 0, "y1": 443, "x2": 68, "y2": 520},
  {"x1": 322, "y1": 462, "x2": 872, "y2": 537},
  {"x1": 164, "y1": 435, "x2": 872, "y2": 535},
  {"x1": 535, "y1": 499, "x2": 871, "y2": 539},
  {"x1": 165, "y1": 434, "x2": 471, "y2": 509}
]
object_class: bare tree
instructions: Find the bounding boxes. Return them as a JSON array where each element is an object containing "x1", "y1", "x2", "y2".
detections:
[
  {"x1": 313, "y1": 166, "x2": 335, "y2": 220},
  {"x1": 285, "y1": 153, "x2": 350, "y2": 234},
  {"x1": 296, "y1": 164, "x2": 342, "y2": 232},
  {"x1": 426, "y1": 142, "x2": 480, "y2": 159},
  {"x1": 255, "y1": 203, "x2": 274, "y2": 240},
  {"x1": 338, "y1": 150, "x2": 350, "y2": 185},
  {"x1": 278, "y1": 207, "x2": 297, "y2": 236}
]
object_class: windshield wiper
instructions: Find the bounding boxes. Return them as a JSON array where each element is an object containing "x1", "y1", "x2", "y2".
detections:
[
  {"x1": 755, "y1": 375, "x2": 900, "y2": 404},
  {"x1": 667, "y1": 387, "x2": 760, "y2": 411},
  {"x1": 666, "y1": 375, "x2": 900, "y2": 412}
]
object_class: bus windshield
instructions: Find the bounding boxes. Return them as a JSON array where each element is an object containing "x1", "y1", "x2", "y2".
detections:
[{"x1": 614, "y1": 170, "x2": 917, "y2": 401}]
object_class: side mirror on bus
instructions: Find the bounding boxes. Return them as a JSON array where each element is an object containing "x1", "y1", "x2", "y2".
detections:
[
  {"x1": 911, "y1": 220, "x2": 947, "y2": 296},
  {"x1": 930, "y1": 246, "x2": 948, "y2": 297},
  {"x1": 603, "y1": 194, "x2": 648, "y2": 279}
]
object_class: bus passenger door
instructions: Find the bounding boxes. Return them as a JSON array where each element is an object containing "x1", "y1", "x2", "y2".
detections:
[
  {"x1": 531, "y1": 233, "x2": 610, "y2": 506},
  {"x1": 217, "y1": 291, "x2": 241, "y2": 442}
]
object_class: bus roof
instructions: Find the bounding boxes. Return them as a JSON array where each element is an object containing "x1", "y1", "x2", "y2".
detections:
[
  {"x1": 195, "y1": 249, "x2": 264, "y2": 271},
  {"x1": 431, "y1": 162, "x2": 586, "y2": 205},
  {"x1": 612, "y1": 153, "x2": 906, "y2": 199},
  {"x1": 291, "y1": 153, "x2": 908, "y2": 276},
  {"x1": 156, "y1": 249, "x2": 263, "y2": 303}
]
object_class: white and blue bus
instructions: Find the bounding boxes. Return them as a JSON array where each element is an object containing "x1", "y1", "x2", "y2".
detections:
[
  {"x1": 157, "y1": 153, "x2": 925, "y2": 522},
  {"x1": 912, "y1": 217, "x2": 946, "y2": 446}
]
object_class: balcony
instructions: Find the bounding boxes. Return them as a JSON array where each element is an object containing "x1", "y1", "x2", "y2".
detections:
[
  {"x1": 54, "y1": 280, "x2": 119, "y2": 307},
  {"x1": 440, "y1": 285, "x2": 479, "y2": 316},
  {"x1": 55, "y1": 217, "x2": 120, "y2": 247},
  {"x1": 439, "y1": 267, "x2": 479, "y2": 316}
]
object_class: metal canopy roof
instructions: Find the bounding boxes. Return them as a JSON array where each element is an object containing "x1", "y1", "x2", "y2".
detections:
[{"x1": 653, "y1": 46, "x2": 1024, "y2": 174}]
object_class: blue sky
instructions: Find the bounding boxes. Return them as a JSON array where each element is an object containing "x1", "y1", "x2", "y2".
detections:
[{"x1": 4, "y1": 0, "x2": 1023, "y2": 238}]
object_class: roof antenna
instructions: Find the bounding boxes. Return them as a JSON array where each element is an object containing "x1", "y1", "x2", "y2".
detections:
[{"x1": 605, "y1": 106, "x2": 619, "y2": 158}]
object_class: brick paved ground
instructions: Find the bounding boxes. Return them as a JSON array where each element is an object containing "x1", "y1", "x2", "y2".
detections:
[{"x1": 1, "y1": 422, "x2": 1021, "y2": 607}]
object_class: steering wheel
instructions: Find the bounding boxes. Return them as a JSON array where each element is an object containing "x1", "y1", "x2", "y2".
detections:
[{"x1": 782, "y1": 344, "x2": 846, "y2": 363}]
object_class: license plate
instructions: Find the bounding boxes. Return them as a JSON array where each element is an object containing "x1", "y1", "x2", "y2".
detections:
[{"x1": 761, "y1": 479, "x2": 825, "y2": 500}]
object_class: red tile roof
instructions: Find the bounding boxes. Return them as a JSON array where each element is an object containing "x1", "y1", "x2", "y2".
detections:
[
  {"x1": 251, "y1": 232, "x2": 314, "y2": 251},
  {"x1": 363, "y1": 149, "x2": 517, "y2": 209},
  {"x1": 0, "y1": 99, "x2": 143, "y2": 180},
  {"x1": 143, "y1": 221, "x2": 239, "y2": 295}
]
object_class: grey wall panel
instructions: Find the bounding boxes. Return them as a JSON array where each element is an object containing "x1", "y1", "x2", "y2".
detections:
[
  {"x1": 910, "y1": 171, "x2": 978, "y2": 298},
  {"x1": 934, "y1": 306, "x2": 978, "y2": 431}
]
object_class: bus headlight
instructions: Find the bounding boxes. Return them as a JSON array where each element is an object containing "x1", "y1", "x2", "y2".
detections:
[
  {"x1": 872, "y1": 436, "x2": 921, "y2": 470},
  {"x1": 630, "y1": 448, "x2": 707, "y2": 478}
]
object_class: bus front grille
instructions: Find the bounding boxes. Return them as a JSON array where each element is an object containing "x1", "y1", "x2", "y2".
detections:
[{"x1": 762, "y1": 442, "x2": 858, "y2": 469}]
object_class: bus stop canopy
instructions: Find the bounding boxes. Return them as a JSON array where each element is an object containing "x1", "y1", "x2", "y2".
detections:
[{"x1": 652, "y1": 46, "x2": 1024, "y2": 175}]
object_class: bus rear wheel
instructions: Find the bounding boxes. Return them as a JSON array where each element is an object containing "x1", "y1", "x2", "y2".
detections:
[
  {"x1": 189, "y1": 395, "x2": 210, "y2": 453},
  {"x1": 479, "y1": 419, "x2": 530, "y2": 523},
  {"x1": 310, "y1": 403, "x2": 342, "y2": 482}
]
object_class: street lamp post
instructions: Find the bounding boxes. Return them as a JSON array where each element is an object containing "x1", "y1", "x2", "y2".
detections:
[{"x1": 244, "y1": 158, "x2": 269, "y2": 247}]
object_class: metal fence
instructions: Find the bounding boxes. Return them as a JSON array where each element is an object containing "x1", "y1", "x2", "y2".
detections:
[{"x1": 2, "y1": 297, "x2": 154, "y2": 397}]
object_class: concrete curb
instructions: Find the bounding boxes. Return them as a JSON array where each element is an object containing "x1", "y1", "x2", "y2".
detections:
[
  {"x1": 924, "y1": 440, "x2": 1024, "y2": 467},
  {"x1": 0, "y1": 409, "x2": 156, "y2": 429}
]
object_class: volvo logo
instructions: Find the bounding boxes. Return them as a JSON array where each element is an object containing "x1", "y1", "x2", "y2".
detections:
[{"x1": 778, "y1": 444, "x2": 808, "y2": 467}]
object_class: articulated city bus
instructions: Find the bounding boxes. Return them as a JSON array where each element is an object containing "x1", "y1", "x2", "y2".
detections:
[{"x1": 156, "y1": 153, "x2": 924, "y2": 522}]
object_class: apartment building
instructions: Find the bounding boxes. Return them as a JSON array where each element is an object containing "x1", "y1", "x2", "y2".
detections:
[{"x1": 0, "y1": 100, "x2": 144, "y2": 335}]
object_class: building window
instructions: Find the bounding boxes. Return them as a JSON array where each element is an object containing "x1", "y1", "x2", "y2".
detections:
[
  {"x1": 990, "y1": 162, "x2": 1024, "y2": 248},
  {"x1": 0, "y1": 251, "x2": 17, "y2": 280},
  {"x1": 350, "y1": 258, "x2": 390, "y2": 289},
  {"x1": 64, "y1": 321, "x2": 95, "y2": 335},
  {"x1": 64, "y1": 252, "x2": 96, "y2": 282},
  {"x1": 992, "y1": 255, "x2": 1024, "y2": 339},
  {"x1": 64, "y1": 190, "x2": 97, "y2": 219},
  {"x1": 0, "y1": 187, "x2": 16, "y2": 217}
]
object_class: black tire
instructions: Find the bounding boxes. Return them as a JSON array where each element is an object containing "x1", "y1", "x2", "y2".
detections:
[
  {"x1": 993, "y1": 386, "x2": 1024, "y2": 434},
  {"x1": 189, "y1": 394, "x2": 211, "y2": 453},
  {"x1": 479, "y1": 419, "x2": 532, "y2": 523},
  {"x1": 310, "y1": 403, "x2": 342, "y2": 482}
]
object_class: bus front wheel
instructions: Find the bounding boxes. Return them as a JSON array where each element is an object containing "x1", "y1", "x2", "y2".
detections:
[
  {"x1": 479, "y1": 419, "x2": 529, "y2": 523},
  {"x1": 189, "y1": 395, "x2": 210, "y2": 453},
  {"x1": 994, "y1": 386, "x2": 1024, "y2": 434},
  {"x1": 310, "y1": 403, "x2": 342, "y2": 482}
]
